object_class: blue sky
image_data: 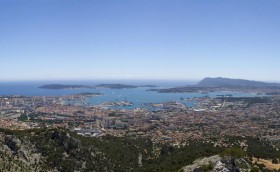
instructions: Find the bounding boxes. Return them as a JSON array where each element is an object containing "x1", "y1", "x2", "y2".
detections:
[{"x1": 0, "y1": 0, "x2": 279, "y2": 81}]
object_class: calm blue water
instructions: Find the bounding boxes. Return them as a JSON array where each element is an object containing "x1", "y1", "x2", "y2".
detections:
[
  {"x1": 0, "y1": 80, "x2": 195, "y2": 96},
  {"x1": 0, "y1": 80, "x2": 259, "y2": 109}
]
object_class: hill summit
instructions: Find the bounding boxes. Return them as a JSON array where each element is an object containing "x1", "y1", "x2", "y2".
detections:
[{"x1": 198, "y1": 77, "x2": 279, "y2": 87}]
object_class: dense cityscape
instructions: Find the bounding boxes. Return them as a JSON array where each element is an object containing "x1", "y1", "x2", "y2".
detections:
[
  {"x1": 1, "y1": 78, "x2": 280, "y2": 171},
  {"x1": 1, "y1": 0, "x2": 280, "y2": 171}
]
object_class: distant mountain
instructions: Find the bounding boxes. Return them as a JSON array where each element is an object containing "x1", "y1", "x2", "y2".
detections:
[
  {"x1": 149, "y1": 77, "x2": 280, "y2": 93},
  {"x1": 198, "y1": 77, "x2": 279, "y2": 87},
  {"x1": 39, "y1": 84, "x2": 95, "y2": 89}
]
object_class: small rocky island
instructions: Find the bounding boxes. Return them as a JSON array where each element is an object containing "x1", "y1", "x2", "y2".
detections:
[
  {"x1": 39, "y1": 83, "x2": 157, "y2": 90},
  {"x1": 95, "y1": 84, "x2": 157, "y2": 89},
  {"x1": 95, "y1": 84, "x2": 138, "y2": 89},
  {"x1": 39, "y1": 84, "x2": 95, "y2": 89}
]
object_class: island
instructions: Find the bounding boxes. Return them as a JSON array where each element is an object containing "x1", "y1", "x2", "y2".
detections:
[
  {"x1": 40, "y1": 83, "x2": 157, "y2": 90},
  {"x1": 39, "y1": 84, "x2": 95, "y2": 90},
  {"x1": 95, "y1": 84, "x2": 157, "y2": 89},
  {"x1": 95, "y1": 84, "x2": 137, "y2": 89}
]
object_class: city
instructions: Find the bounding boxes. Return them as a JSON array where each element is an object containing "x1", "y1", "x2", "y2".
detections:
[
  {"x1": 1, "y1": 87, "x2": 280, "y2": 171},
  {"x1": 1, "y1": 0, "x2": 280, "y2": 171}
]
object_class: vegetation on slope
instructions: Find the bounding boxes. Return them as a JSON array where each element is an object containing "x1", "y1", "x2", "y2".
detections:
[{"x1": 1, "y1": 129, "x2": 280, "y2": 172}]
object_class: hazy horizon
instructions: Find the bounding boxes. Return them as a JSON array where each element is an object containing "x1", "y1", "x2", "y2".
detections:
[
  {"x1": 1, "y1": 0, "x2": 279, "y2": 81},
  {"x1": 1, "y1": 77, "x2": 280, "y2": 84}
]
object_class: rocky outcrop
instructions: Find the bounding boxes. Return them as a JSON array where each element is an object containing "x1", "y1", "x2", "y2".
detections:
[{"x1": 180, "y1": 155, "x2": 251, "y2": 172}]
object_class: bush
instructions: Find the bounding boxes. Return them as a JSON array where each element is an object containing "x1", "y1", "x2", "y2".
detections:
[
  {"x1": 202, "y1": 162, "x2": 214, "y2": 172},
  {"x1": 251, "y1": 166, "x2": 259, "y2": 172},
  {"x1": 272, "y1": 158, "x2": 279, "y2": 164}
]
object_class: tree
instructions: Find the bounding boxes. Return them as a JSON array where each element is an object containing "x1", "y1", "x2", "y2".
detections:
[
  {"x1": 202, "y1": 162, "x2": 214, "y2": 172},
  {"x1": 251, "y1": 166, "x2": 259, "y2": 172},
  {"x1": 221, "y1": 147, "x2": 247, "y2": 159},
  {"x1": 272, "y1": 158, "x2": 279, "y2": 164},
  {"x1": 221, "y1": 147, "x2": 247, "y2": 171}
]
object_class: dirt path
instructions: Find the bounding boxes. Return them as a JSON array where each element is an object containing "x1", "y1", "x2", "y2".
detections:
[{"x1": 253, "y1": 157, "x2": 280, "y2": 170}]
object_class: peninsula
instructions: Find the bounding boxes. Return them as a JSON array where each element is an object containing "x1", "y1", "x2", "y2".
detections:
[
  {"x1": 198, "y1": 77, "x2": 280, "y2": 87},
  {"x1": 150, "y1": 77, "x2": 280, "y2": 94}
]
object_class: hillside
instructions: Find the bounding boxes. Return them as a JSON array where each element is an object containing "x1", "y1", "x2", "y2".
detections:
[
  {"x1": 150, "y1": 77, "x2": 280, "y2": 93},
  {"x1": 198, "y1": 77, "x2": 279, "y2": 87},
  {"x1": 0, "y1": 128, "x2": 223, "y2": 172},
  {"x1": 0, "y1": 128, "x2": 279, "y2": 171}
]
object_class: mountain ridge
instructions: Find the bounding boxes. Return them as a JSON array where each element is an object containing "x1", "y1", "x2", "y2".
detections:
[{"x1": 198, "y1": 77, "x2": 280, "y2": 87}]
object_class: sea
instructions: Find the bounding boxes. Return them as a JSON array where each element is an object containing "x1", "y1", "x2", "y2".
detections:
[{"x1": 0, "y1": 80, "x2": 260, "y2": 109}]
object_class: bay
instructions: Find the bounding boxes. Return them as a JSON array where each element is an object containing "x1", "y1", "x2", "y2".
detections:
[{"x1": 0, "y1": 80, "x2": 259, "y2": 109}]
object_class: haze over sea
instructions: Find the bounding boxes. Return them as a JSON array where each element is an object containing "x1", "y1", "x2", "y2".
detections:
[{"x1": 0, "y1": 80, "x2": 259, "y2": 109}]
